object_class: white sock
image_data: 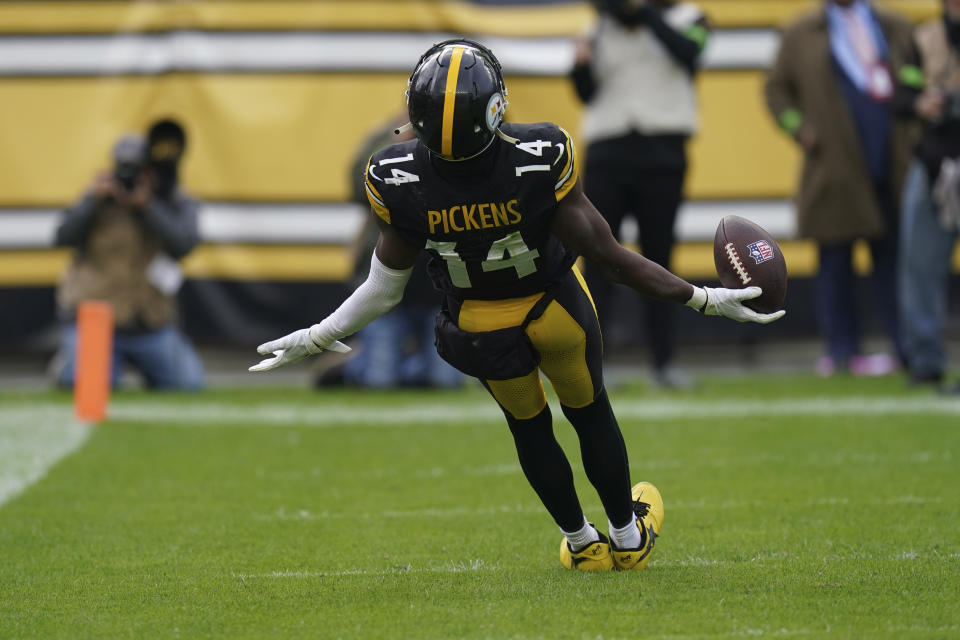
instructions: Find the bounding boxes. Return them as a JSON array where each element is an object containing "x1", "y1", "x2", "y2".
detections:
[
  {"x1": 609, "y1": 515, "x2": 642, "y2": 549},
  {"x1": 561, "y1": 518, "x2": 600, "y2": 551}
]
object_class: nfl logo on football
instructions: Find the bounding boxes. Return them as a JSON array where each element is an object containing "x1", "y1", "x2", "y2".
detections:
[{"x1": 747, "y1": 240, "x2": 774, "y2": 264}]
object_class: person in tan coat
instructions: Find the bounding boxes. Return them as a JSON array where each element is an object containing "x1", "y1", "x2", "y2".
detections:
[
  {"x1": 52, "y1": 122, "x2": 205, "y2": 389},
  {"x1": 765, "y1": 0, "x2": 917, "y2": 376}
]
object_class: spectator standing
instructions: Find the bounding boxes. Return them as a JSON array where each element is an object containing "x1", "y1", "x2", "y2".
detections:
[
  {"x1": 897, "y1": 0, "x2": 960, "y2": 390},
  {"x1": 51, "y1": 120, "x2": 205, "y2": 390},
  {"x1": 571, "y1": 0, "x2": 710, "y2": 388},
  {"x1": 765, "y1": 0, "x2": 917, "y2": 376}
]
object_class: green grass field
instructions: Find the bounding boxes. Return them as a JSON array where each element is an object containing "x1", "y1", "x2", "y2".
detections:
[{"x1": 1, "y1": 374, "x2": 958, "y2": 639}]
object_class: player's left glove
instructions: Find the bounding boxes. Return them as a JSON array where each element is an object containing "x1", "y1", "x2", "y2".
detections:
[
  {"x1": 686, "y1": 286, "x2": 785, "y2": 324},
  {"x1": 248, "y1": 326, "x2": 351, "y2": 372}
]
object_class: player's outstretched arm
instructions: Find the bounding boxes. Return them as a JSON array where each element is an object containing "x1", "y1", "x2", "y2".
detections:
[
  {"x1": 249, "y1": 224, "x2": 419, "y2": 372},
  {"x1": 551, "y1": 179, "x2": 784, "y2": 324}
]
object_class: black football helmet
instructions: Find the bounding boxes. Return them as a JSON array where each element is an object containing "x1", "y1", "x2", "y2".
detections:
[{"x1": 405, "y1": 39, "x2": 508, "y2": 161}]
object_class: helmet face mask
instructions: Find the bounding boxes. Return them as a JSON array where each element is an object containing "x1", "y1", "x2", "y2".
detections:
[{"x1": 406, "y1": 39, "x2": 508, "y2": 161}]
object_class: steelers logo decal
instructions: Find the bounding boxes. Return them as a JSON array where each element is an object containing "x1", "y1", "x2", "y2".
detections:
[{"x1": 486, "y1": 93, "x2": 505, "y2": 131}]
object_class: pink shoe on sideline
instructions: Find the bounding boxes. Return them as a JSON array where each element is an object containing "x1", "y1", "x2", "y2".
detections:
[
  {"x1": 850, "y1": 353, "x2": 897, "y2": 377},
  {"x1": 816, "y1": 356, "x2": 836, "y2": 378}
]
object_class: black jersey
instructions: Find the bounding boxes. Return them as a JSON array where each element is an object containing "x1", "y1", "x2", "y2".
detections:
[{"x1": 364, "y1": 122, "x2": 579, "y2": 301}]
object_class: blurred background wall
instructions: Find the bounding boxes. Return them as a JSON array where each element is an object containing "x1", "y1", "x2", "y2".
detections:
[{"x1": 0, "y1": 0, "x2": 952, "y2": 353}]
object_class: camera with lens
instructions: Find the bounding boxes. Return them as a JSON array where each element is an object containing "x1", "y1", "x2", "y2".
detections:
[
  {"x1": 114, "y1": 160, "x2": 144, "y2": 192},
  {"x1": 112, "y1": 136, "x2": 147, "y2": 192}
]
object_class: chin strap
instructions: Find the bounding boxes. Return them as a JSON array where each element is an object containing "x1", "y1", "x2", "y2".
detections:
[{"x1": 495, "y1": 128, "x2": 519, "y2": 145}]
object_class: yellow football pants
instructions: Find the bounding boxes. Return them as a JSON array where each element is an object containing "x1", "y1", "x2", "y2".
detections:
[{"x1": 456, "y1": 266, "x2": 604, "y2": 419}]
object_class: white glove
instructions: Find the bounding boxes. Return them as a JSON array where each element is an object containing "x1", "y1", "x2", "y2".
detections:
[
  {"x1": 686, "y1": 286, "x2": 786, "y2": 324},
  {"x1": 248, "y1": 325, "x2": 351, "y2": 373}
]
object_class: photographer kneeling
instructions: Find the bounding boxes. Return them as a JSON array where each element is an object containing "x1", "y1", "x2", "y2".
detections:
[
  {"x1": 51, "y1": 121, "x2": 205, "y2": 390},
  {"x1": 898, "y1": 0, "x2": 960, "y2": 392}
]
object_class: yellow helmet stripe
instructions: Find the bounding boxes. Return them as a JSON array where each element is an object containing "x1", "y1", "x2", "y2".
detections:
[{"x1": 441, "y1": 46, "x2": 466, "y2": 157}]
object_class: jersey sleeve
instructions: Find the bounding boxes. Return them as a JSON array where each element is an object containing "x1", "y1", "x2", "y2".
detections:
[
  {"x1": 363, "y1": 154, "x2": 391, "y2": 224},
  {"x1": 552, "y1": 126, "x2": 579, "y2": 202}
]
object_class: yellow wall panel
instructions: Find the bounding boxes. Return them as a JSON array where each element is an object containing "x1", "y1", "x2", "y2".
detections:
[
  {"x1": 0, "y1": 249, "x2": 71, "y2": 286},
  {"x1": 181, "y1": 245, "x2": 352, "y2": 281},
  {"x1": 696, "y1": 0, "x2": 936, "y2": 28},
  {"x1": 689, "y1": 72, "x2": 801, "y2": 199},
  {"x1": 673, "y1": 241, "x2": 817, "y2": 279},
  {"x1": 0, "y1": 74, "x2": 408, "y2": 204},
  {"x1": 0, "y1": 245, "x2": 350, "y2": 286},
  {"x1": 169, "y1": 74, "x2": 408, "y2": 202},
  {"x1": 0, "y1": 71, "x2": 798, "y2": 205},
  {"x1": 6, "y1": 241, "x2": 957, "y2": 286},
  {"x1": 1, "y1": 77, "x2": 165, "y2": 205},
  {"x1": 0, "y1": 1, "x2": 937, "y2": 34},
  {"x1": 673, "y1": 240, "x2": 912, "y2": 279},
  {"x1": 0, "y1": 1, "x2": 593, "y2": 37}
]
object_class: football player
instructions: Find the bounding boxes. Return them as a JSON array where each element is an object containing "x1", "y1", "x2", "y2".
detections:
[{"x1": 250, "y1": 39, "x2": 784, "y2": 571}]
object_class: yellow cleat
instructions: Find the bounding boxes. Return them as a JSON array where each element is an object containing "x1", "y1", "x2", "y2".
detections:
[
  {"x1": 611, "y1": 481, "x2": 664, "y2": 571},
  {"x1": 559, "y1": 531, "x2": 614, "y2": 571}
]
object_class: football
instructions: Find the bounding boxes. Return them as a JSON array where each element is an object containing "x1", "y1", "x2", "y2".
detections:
[{"x1": 713, "y1": 215, "x2": 787, "y2": 314}]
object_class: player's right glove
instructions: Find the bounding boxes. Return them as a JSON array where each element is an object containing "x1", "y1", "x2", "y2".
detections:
[
  {"x1": 248, "y1": 326, "x2": 351, "y2": 372},
  {"x1": 686, "y1": 286, "x2": 785, "y2": 324}
]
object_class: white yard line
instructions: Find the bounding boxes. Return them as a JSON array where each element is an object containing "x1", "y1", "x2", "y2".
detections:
[
  {"x1": 256, "y1": 504, "x2": 545, "y2": 521},
  {"x1": 3, "y1": 395, "x2": 957, "y2": 429},
  {"x1": 116, "y1": 395, "x2": 960, "y2": 424},
  {"x1": 0, "y1": 406, "x2": 90, "y2": 508},
  {"x1": 260, "y1": 450, "x2": 950, "y2": 483},
  {"x1": 232, "y1": 558, "x2": 497, "y2": 579},
  {"x1": 232, "y1": 547, "x2": 955, "y2": 582},
  {"x1": 1, "y1": 394, "x2": 954, "y2": 512},
  {"x1": 651, "y1": 626, "x2": 960, "y2": 640},
  {"x1": 254, "y1": 495, "x2": 944, "y2": 523}
]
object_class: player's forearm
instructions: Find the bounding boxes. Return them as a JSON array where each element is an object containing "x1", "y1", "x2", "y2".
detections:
[
  {"x1": 308, "y1": 253, "x2": 412, "y2": 347},
  {"x1": 598, "y1": 249, "x2": 694, "y2": 304}
]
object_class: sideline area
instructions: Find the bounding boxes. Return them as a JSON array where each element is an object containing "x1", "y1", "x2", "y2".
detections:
[{"x1": 4, "y1": 337, "x2": 957, "y2": 390}]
